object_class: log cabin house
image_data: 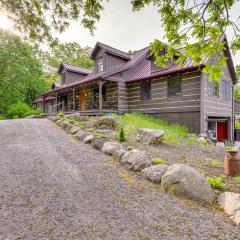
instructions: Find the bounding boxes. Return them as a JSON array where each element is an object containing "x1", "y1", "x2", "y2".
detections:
[{"x1": 35, "y1": 36, "x2": 237, "y2": 141}]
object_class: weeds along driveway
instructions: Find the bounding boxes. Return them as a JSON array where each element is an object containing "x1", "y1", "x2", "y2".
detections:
[{"x1": 0, "y1": 119, "x2": 239, "y2": 240}]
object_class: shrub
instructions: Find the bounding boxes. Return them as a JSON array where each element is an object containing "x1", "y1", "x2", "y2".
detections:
[
  {"x1": 207, "y1": 177, "x2": 227, "y2": 190},
  {"x1": 7, "y1": 102, "x2": 41, "y2": 119},
  {"x1": 0, "y1": 114, "x2": 6, "y2": 120},
  {"x1": 152, "y1": 158, "x2": 166, "y2": 165},
  {"x1": 235, "y1": 175, "x2": 240, "y2": 183},
  {"x1": 235, "y1": 121, "x2": 240, "y2": 129},
  {"x1": 118, "y1": 127, "x2": 126, "y2": 142}
]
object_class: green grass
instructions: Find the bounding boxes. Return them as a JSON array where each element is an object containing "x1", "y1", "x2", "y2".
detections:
[
  {"x1": 187, "y1": 137, "x2": 197, "y2": 145},
  {"x1": 127, "y1": 146, "x2": 135, "y2": 151},
  {"x1": 235, "y1": 121, "x2": 240, "y2": 129},
  {"x1": 207, "y1": 177, "x2": 227, "y2": 190},
  {"x1": 206, "y1": 158, "x2": 222, "y2": 168},
  {"x1": 152, "y1": 158, "x2": 166, "y2": 165},
  {"x1": 117, "y1": 112, "x2": 189, "y2": 144}
]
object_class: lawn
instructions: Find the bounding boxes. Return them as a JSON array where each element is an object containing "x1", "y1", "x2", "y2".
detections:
[{"x1": 117, "y1": 112, "x2": 189, "y2": 144}]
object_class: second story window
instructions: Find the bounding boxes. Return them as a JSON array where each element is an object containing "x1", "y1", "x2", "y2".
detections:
[
  {"x1": 221, "y1": 80, "x2": 230, "y2": 101},
  {"x1": 62, "y1": 72, "x2": 66, "y2": 84},
  {"x1": 97, "y1": 56, "x2": 103, "y2": 73},
  {"x1": 168, "y1": 75, "x2": 181, "y2": 97},
  {"x1": 140, "y1": 81, "x2": 151, "y2": 100},
  {"x1": 209, "y1": 80, "x2": 219, "y2": 97}
]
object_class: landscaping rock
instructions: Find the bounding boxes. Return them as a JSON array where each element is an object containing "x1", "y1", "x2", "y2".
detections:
[
  {"x1": 94, "y1": 129, "x2": 117, "y2": 139},
  {"x1": 83, "y1": 134, "x2": 94, "y2": 144},
  {"x1": 142, "y1": 164, "x2": 168, "y2": 183},
  {"x1": 70, "y1": 126, "x2": 81, "y2": 135},
  {"x1": 75, "y1": 131, "x2": 91, "y2": 142},
  {"x1": 56, "y1": 119, "x2": 62, "y2": 125},
  {"x1": 101, "y1": 142, "x2": 124, "y2": 156},
  {"x1": 94, "y1": 117, "x2": 117, "y2": 129},
  {"x1": 218, "y1": 192, "x2": 240, "y2": 215},
  {"x1": 113, "y1": 149, "x2": 127, "y2": 162},
  {"x1": 64, "y1": 113, "x2": 80, "y2": 119},
  {"x1": 218, "y1": 192, "x2": 240, "y2": 225},
  {"x1": 65, "y1": 123, "x2": 73, "y2": 133},
  {"x1": 91, "y1": 137, "x2": 108, "y2": 150},
  {"x1": 197, "y1": 137, "x2": 207, "y2": 143},
  {"x1": 120, "y1": 149, "x2": 151, "y2": 171},
  {"x1": 161, "y1": 164, "x2": 214, "y2": 203},
  {"x1": 59, "y1": 121, "x2": 69, "y2": 129},
  {"x1": 137, "y1": 128, "x2": 164, "y2": 144}
]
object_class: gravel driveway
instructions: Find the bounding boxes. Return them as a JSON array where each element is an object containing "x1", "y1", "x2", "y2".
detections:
[{"x1": 0, "y1": 119, "x2": 239, "y2": 240}]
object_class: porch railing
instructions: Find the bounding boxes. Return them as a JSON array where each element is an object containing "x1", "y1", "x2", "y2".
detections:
[{"x1": 48, "y1": 101, "x2": 64, "y2": 116}]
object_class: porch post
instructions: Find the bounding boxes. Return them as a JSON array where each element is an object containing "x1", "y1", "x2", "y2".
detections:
[
  {"x1": 98, "y1": 80, "x2": 103, "y2": 110},
  {"x1": 72, "y1": 87, "x2": 76, "y2": 112},
  {"x1": 55, "y1": 92, "x2": 58, "y2": 113},
  {"x1": 42, "y1": 96, "x2": 46, "y2": 113}
]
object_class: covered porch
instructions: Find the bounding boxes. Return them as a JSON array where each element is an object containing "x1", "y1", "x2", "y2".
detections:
[{"x1": 42, "y1": 79, "x2": 121, "y2": 115}]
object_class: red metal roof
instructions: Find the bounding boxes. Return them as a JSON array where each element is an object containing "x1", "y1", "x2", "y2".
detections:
[
  {"x1": 33, "y1": 96, "x2": 56, "y2": 103},
  {"x1": 58, "y1": 63, "x2": 92, "y2": 75}
]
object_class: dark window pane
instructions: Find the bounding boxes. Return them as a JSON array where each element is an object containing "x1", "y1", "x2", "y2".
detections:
[
  {"x1": 140, "y1": 81, "x2": 151, "y2": 100},
  {"x1": 209, "y1": 80, "x2": 219, "y2": 97},
  {"x1": 168, "y1": 76, "x2": 181, "y2": 96},
  {"x1": 62, "y1": 72, "x2": 66, "y2": 84}
]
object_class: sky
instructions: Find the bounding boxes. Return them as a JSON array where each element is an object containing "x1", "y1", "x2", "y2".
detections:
[{"x1": 0, "y1": 0, "x2": 240, "y2": 65}]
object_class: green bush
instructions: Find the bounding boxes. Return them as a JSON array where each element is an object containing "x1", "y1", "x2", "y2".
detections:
[
  {"x1": 57, "y1": 110, "x2": 64, "y2": 118},
  {"x1": 235, "y1": 121, "x2": 240, "y2": 129},
  {"x1": 235, "y1": 175, "x2": 240, "y2": 183},
  {"x1": 152, "y1": 158, "x2": 166, "y2": 165},
  {"x1": 187, "y1": 137, "x2": 197, "y2": 145},
  {"x1": 207, "y1": 177, "x2": 227, "y2": 190},
  {"x1": 0, "y1": 114, "x2": 6, "y2": 120},
  {"x1": 118, "y1": 127, "x2": 126, "y2": 142},
  {"x1": 7, "y1": 102, "x2": 41, "y2": 119}
]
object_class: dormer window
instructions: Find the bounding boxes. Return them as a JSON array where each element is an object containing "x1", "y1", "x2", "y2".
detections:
[{"x1": 97, "y1": 56, "x2": 103, "y2": 73}]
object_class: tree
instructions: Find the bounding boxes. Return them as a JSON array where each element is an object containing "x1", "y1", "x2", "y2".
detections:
[
  {"x1": 39, "y1": 42, "x2": 93, "y2": 74},
  {"x1": 131, "y1": 0, "x2": 240, "y2": 83},
  {"x1": 0, "y1": 28, "x2": 49, "y2": 113},
  {"x1": 0, "y1": 0, "x2": 104, "y2": 45},
  {"x1": 1, "y1": 0, "x2": 240, "y2": 81}
]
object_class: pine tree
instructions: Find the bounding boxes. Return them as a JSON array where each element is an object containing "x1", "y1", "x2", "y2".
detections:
[{"x1": 118, "y1": 128, "x2": 126, "y2": 142}]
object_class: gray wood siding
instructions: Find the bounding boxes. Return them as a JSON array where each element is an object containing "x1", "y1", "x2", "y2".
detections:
[
  {"x1": 200, "y1": 62, "x2": 234, "y2": 137},
  {"x1": 125, "y1": 72, "x2": 201, "y2": 132},
  {"x1": 64, "y1": 71, "x2": 86, "y2": 85},
  {"x1": 105, "y1": 53, "x2": 127, "y2": 72}
]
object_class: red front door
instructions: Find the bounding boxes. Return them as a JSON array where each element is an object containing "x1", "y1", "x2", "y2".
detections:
[{"x1": 217, "y1": 121, "x2": 228, "y2": 141}]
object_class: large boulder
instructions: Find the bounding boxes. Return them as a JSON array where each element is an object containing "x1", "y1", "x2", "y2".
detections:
[
  {"x1": 94, "y1": 117, "x2": 117, "y2": 129},
  {"x1": 101, "y1": 142, "x2": 124, "y2": 156},
  {"x1": 83, "y1": 134, "x2": 94, "y2": 144},
  {"x1": 137, "y1": 128, "x2": 164, "y2": 144},
  {"x1": 113, "y1": 149, "x2": 127, "y2": 162},
  {"x1": 59, "y1": 121, "x2": 69, "y2": 129},
  {"x1": 120, "y1": 149, "x2": 151, "y2": 171},
  {"x1": 65, "y1": 123, "x2": 73, "y2": 133},
  {"x1": 75, "y1": 131, "x2": 91, "y2": 141},
  {"x1": 218, "y1": 192, "x2": 240, "y2": 225},
  {"x1": 94, "y1": 129, "x2": 117, "y2": 139},
  {"x1": 161, "y1": 164, "x2": 214, "y2": 203},
  {"x1": 142, "y1": 164, "x2": 168, "y2": 183},
  {"x1": 91, "y1": 137, "x2": 108, "y2": 150},
  {"x1": 70, "y1": 126, "x2": 81, "y2": 135}
]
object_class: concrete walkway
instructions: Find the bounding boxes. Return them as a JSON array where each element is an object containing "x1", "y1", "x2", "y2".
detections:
[{"x1": 0, "y1": 119, "x2": 239, "y2": 239}]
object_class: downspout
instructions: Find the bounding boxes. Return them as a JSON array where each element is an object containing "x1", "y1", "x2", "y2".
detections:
[{"x1": 232, "y1": 84, "x2": 235, "y2": 141}]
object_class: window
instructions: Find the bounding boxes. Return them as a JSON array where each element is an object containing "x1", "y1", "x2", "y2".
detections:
[
  {"x1": 97, "y1": 56, "x2": 103, "y2": 73},
  {"x1": 209, "y1": 80, "x2": 219, "y2": 97},
  {"x1": 168, "y1": 76, "x2": 181, "y2": 97},
  {"x1": 140, "y1": 81, "x2": 151, "y2": 100},
  {"x1": 221, "y1": 80, "x2": 230, "y2": 101},
  {"x1": 62, "y1": 72, "x2": 66, "y2": 84}
]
